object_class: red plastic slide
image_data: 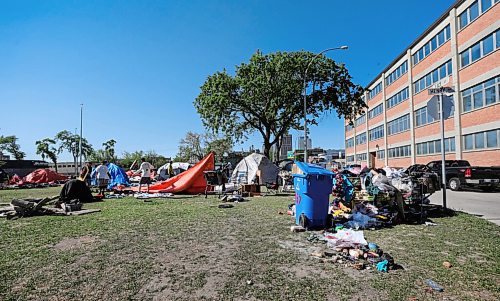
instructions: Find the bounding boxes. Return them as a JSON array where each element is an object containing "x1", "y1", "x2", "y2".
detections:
[{"x1": 131, "y1": 152, "x2": 215, "y2": 193}]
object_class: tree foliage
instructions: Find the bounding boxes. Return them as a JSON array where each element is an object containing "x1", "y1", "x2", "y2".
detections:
[
  {"x1": 35, "y1": 138, "x2": 58, "y2": 172},
  {"x1": 0, "y1": 135, "x2": 25, "y2": 160},
  {"x1": 175, "y1": 131, "x2": 233, "y2": 162},
  {"x1": 120, "y1": 150, "x2": 168, "y2": 170},
  {"x1": 55, "y1": 130, "x2": 94, "y2": 175},
  {"x1": 89, "y1": 139, "x2": 117, "y2": 163},
  {"x1": 194, "y1": 50, "x2": 366, "y2": 157}
]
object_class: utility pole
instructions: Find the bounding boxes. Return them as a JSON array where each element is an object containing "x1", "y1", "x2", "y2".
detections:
[{"x1": 79, "y1": 104, "x2": 83, "y2": 172}]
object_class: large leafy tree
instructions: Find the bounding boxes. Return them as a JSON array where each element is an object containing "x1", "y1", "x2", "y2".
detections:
[
  {"x1": 195, "y1": 50, "x2": 366, "y2": 157},
  {"x1": 0, "y1": 135, "x2": 25, "y2": 160},
  {"x1": 120, "y1": 150, "x2": 168, "y2": 170},
  {"x1": 55, "y1": 130, "x2": 93, "y2": 175},
  {"x1": 35, "y1": 138, "x2": 58, "y2": 172}
]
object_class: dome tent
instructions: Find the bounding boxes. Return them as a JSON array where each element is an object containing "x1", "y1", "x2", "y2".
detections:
[{"x1": 231, "y1": 153, "x2": 279, "y2": 185}]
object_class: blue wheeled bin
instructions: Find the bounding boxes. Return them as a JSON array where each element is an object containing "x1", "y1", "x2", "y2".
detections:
[{"x1": 293, "y1": 162, "x2": 334, "y2": 229}]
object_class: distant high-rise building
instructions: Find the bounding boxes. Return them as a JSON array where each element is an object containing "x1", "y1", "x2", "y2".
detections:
[
  {"x1": 297, "y1": 136, "x2": 312, "y2": 150},
  {"x1": 279, "y1": 133, "x2": 293, "y2": 160}
]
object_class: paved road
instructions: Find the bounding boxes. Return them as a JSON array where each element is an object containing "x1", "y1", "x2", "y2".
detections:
[{"x1": 429, "y1": 189, "x2": 500, "y2": 225}]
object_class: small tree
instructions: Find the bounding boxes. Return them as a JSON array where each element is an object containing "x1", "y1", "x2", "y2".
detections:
[
  {"x1": 35, "y1": 138, "x2": 59, "y2": 172},
  {"x1": 0, "y1": 135, "x2": 25, "y2": 160},
  {"x1": 55, "y1": 130, "x2": 93, "y2": 175},
  {"x1": 103, "y1": 139, "x2": 117, "y2": 162},
  {"x1": 176, "y1": 132, "x2": 205, "y2": 163}
]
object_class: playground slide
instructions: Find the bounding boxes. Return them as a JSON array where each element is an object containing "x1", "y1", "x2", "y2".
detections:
[{"x1": 132, "y1": 152, "x2": 215, "y2": 193}]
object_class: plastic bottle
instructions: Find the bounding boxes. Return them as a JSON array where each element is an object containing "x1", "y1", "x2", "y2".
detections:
[{"x1": 425, "y1": 279, "x2": 444, "y2": 292}]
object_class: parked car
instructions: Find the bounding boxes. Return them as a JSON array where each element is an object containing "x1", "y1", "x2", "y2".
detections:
[{"x1": 426, "y1": 160, "x2": 500, "y2": 191}]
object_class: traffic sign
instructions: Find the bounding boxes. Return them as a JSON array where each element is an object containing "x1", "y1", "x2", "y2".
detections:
[
  {"x1": 287, "y1": 151, "x2": 294, "y2": 159},
  {"x1": 428, "y1": 86, "x2": 454, "y2": 94},
  {"x1": 427, "y1": 95, "x2": 454, "y2": 120}
]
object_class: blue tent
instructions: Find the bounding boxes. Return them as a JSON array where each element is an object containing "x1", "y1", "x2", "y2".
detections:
[{"x1": 90, "y1": 163, "x2": 130, "y2": 189}]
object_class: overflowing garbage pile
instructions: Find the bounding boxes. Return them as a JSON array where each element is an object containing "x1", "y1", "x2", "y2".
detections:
[
  {"x1": 0, "y1": 179, "x2": 100, "y2": 220},
  {"x1": 307, "y1": 229, "x2": 401, "y2": 272}
]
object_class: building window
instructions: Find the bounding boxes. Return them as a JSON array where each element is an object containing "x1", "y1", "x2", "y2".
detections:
[
  {"x1": 346, "y1": 123, "x2": 354, "y2": 132},
  {"x1": 355, "y1": 133, "x2": 367, "y2": 145},
  {"x1": 387, "y1": 114, "x2": 410, "y2": 135},
  {"x1": 368, "y1": 82, "x2": 382, "y2": 100},
  {"x1": 346, "y1": 155, "x2": 354, "y2": 162},
  {"x1": 385, "y1": 61, "x2": 408, "y2": 86},
  {"x1": 459, "y1": 0, "x2": 497, "y2": 30},
  {"x1": 415, "y1": 106, "x2": 436, "y2": 126},
  {"x1": 412, "y1": 25, "x2": 451, "y2": 65},
  {"x1": 414, "y1": 60, "x2": 452, "y2": 94},
  {"x1": 416, "y1": 137, "x2": 455, "y2": 155},
  {"x1": 462, "y1": 76, "x2": 499, "y2": 112},
  {"x1": 368, "y1": 103, "x2": 383, "y2": 119},
  {"x1": 369, "y1": 125, "x2": 384, "y2": 141},
  {"x1": 355, "y1": 114, "x2": 366, "y2": 126},
  {"x1": 376, "y1": 149, "x2": 385, "y2": 159},
  {"x1": 460, "y1": 30, "x2": 499, "y2": 68},
  {"x1": 387, "y1": 145, "x2": 411, "y2": 158},
  {"x1": 463, "y1": 129, "x2": 500, "y2": 150},
  {"x1": 386, "y1": 87, "x2": 409, "y2": 108},
  {"x1": 356, "y1": 153, "x2": 367, "y2": 161},
  {"x1": 346, "y1": 138, "x2": 354, "y2": 148}
]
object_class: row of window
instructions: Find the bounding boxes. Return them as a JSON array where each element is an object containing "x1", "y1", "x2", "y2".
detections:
[
  {"x1": 413, "y1": 60, "x2": 452, "y2": 94},
  {"x1": 386, "y1": 87, "x2": 409, "y2": 109},
  {"x1": 387, "y1": 114, "x2": 410, "y2": 135},
  {"x1": 355, "y1": 132, "x2": 367, "y2": 145},
  {"x1": 464, "y1": 128, "x2": 499, "y2": 150},
  {"x1": 355, "y1": 114, "x2": 366, "y2": 127},
  {"x1": 356, "y1": 153, "x2": 367, "y2": 161},
  {"x1": 346, "y1": 155, "x2": 354, "y2": 162},
  {"x1": 416, "y1": 137, "x2": 456, "y2": 155},
  {"x1": 415, "y1": 106, "x2": 437, "y2": 127},
  {"x1": 346, "y1": 123, "x2": 354, "y2": 132},
  {"x1": 459, "y1": 0, "x2": 497, "y2": 30},
  {"x1": 368, "y1": 82, "x2": 382, "y2": 100},
  {"x1": 369, "y1": 125, "x2": 384, "y2": 141},
  {"x1": 346, "y1": 137, "x2": 354, "y2": 148},
  {"x1": 385, "y1": 61, "x2": 408, "y2": 86},
  {"x1": 463, "y1": 76, "x2": 499, "y2": 112},
  {"x1": 413, "y1": 25, "x2": 451, "y2": 65},
  {"x1": 368, "y1": 103, "x2": 383, "y2": 119},
  {"x1": 377, "y1": 150, "x2": 385, "y2": 159},
  {"x1": 388, "y1": 145, "x2": 411, "y2": 158},
  {"x1": 460, "y1": 30, "x2": 499, "y2": 68}
]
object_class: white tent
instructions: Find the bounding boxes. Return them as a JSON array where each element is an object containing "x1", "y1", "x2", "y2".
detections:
[
  {"x1": 158, "y1": 162, "x2": 190, "y2": 179},
  {"x1": 231, "y1": 153, "x2": 279, "y2": 185}
]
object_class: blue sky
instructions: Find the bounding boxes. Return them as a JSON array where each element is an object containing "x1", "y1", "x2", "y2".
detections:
[{"x1": 0, "y1": 0, "x2": 453, "y2": 161}]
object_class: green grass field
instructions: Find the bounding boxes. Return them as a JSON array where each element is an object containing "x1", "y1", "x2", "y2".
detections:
[{"x1": 0, "y1": 187, "x2": 499, "y2": 301}]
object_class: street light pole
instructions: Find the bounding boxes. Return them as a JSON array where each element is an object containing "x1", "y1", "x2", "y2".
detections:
[
  {"x1": 79, "y1": 104, "x2": 83, "y2": 172},
  {"x1": 303, "y1": 46, "x2": 348, "y2": 163}
]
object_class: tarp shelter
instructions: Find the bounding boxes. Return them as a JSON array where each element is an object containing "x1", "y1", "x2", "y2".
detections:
[
  {"x1": 129, "y1": 152, "x2": 215, "y2": 194},
  {"x1": 8, "y1": 174, "x2": 23, "y2": 185},
  {"x1": 231, "y1": 153, "x2": 279, "y2": 185},
  {"x1": 91, "y1": 163, "x2": 130, "y2": 189},
  {"x1": 23, "y1": 169, "x2": 68, "y2": 184}
]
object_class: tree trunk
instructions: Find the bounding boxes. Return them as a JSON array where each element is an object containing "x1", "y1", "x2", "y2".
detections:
[
  {"x1": 54, "y1": 160, "x2": 58, "y2": 173},
  {"x1": 263, "y1": 139, "x2": 271, "y2": 159}
]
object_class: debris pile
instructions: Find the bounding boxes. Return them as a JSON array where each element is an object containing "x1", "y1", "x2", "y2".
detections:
[{"x1": 308, "y1": 230, "x2": 402, "y2": 272}]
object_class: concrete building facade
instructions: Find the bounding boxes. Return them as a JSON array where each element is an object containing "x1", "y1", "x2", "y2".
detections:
[{"x1": 345, "y1": 0, "x2": 500, "y2": 168}]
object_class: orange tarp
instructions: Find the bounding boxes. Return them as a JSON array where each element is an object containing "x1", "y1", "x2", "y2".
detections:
[
  {"x1": 23, "y1": 169, "x2": 68, "y2": 184},
  {"x1": 131, "y1": 152, "x2": 215, "y2": 194}
]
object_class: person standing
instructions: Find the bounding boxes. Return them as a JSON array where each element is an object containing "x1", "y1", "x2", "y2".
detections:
[
  {"x1": 79, "y1": 162, "x2": 92, "y2": 186},
  {"x1": 167, "y1": 160, "x2": 174, "y2": 179},
  {"x1": 137, "y1": 158, "x2": 154, "y2": 193},
  {"x1": 95, "y1": 160, "x2": 110, "y2": 196}
]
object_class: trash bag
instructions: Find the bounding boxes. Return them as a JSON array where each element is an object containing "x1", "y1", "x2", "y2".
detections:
[
  {"x1": 59, "y1": 179, "x2": 93, "y2": 204},
  {"x1": 324, "y1": 229, "x2": 367, "y2": 248}
]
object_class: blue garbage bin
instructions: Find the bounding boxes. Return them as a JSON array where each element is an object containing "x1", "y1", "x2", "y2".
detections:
[{"x1": 293, "y1": 162, "x2": 334, "y2": 229}]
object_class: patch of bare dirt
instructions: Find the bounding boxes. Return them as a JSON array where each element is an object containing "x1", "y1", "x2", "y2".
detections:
[
  {"x1": 52, "y1": 235, "x2": 100, "y2": 251},
  {"x1": 138, "y1": 226, "x2": 241, "y2": 300}
]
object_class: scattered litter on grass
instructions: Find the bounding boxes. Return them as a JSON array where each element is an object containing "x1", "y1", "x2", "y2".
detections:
[{"x1": 425, "y1": 279, "x2": 444, "y2": 292}]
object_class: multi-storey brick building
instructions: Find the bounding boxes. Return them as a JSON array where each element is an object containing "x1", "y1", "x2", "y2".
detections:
[{"x1": 345, "y1": 0, "x2": 500, "y2": 168}]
